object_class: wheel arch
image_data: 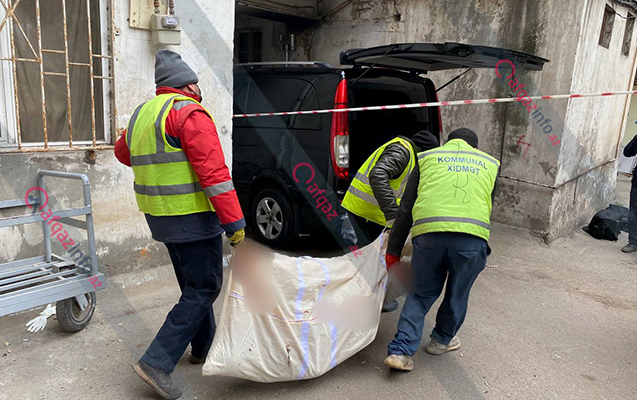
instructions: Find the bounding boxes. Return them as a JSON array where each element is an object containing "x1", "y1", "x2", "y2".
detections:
[{"x1": 248, "y1": 172, "x2": 294, "y2": 208}]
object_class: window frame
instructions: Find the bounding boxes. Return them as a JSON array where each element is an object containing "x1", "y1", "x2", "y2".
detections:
[
  {"x1": 0, "y1": 0, "x2": 116, "y2": 152},
  {"x1": 246, "y1": 76, "x2": 322, "y2": 131},
  {"x1": 0, "y1": 3, "x2": 16, "y2": 146},
  {"x1": 236, "y1": 29, "x2": 263, "y2": 64},
  {"x1": 622, "y1": 13, "x2": 635, "y2": 56},
  {"x1": 599, "y1": 5, "x2": 616, "y2": 49}
]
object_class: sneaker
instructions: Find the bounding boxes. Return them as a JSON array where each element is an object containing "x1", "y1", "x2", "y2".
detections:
[
  {"x1": 424, "y1": 336, "x2": 461, "y2": 355},
  {"x1": 381, "y1": 300, "x2": 399, "y2": 313},
  {"x1": 132, "y1": 360, "x2": 183, "y2": 400},
  {"x1": 622, "y1": 243, "x2": 637, "y2": 253},
  {"x1": 384, "y1": 354, "x2": 414, "y2": 371}
]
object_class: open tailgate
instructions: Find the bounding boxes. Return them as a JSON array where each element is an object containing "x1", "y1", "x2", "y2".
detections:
[{"x1": 340, "y1": 42, "x2": 549, "y2": 73}]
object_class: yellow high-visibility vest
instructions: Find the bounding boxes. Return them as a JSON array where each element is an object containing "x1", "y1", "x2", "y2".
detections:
[
  {"x1": 125, "y1": 94, "x2": 216, "y2": 216},
  {"x1": 342, "y1": 137, "x2": 416, "y2": 227},
  {"x1": 412, "y1": 139, "x2": 499, "y2": 241}
]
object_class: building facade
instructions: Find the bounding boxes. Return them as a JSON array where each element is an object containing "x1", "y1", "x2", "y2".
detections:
[
  {"x1": 238, "y1": 0, "x2": 637, "y2": 240},
  {"x1": 0, "y1": 0, "x2": 235, "y2": 274}
]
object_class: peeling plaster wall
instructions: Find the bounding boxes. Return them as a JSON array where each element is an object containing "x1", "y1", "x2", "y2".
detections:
[
  {"x1": 304, "y1": 0, "x2": 633, "y2": 238},
  {"x1": 0, "y1": 0, "x2": 235, "y2": 275},
  {"x1": 548, "y1": 0, "x2": 637, "y2": 238},
  {"x1": 0, "y1": 152, "x2": 167, "y2": 276},
  {"x1": 308, "y1": 0, "x2": 580, "y2": 233}
]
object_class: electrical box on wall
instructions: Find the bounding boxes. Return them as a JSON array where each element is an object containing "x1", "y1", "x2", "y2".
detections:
[
  {"x1": 130, "y1": 0, "x2": 166, "y2": 30},
  {"x1": 150, "y1": 14, "x2": 181, "y2": 45}
]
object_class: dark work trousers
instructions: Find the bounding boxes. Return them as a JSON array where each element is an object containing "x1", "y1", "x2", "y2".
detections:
[
  {"x1": 347, "y1": 211, "x2": 385, "y2": 248},
  {"x1": 630, "y1": 179, "x2": 637, "y2": 244},
  {"x1": 388, "y1": 232, "x2": 487, "y2": 356},
  {"x1": 141, "y1": 236, "x2": 223, "y2": 373}
]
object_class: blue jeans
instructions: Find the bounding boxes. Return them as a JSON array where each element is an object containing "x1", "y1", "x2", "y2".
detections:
[
  {"x1": 388, "y1": 232, "x2": 487, "y2": 356},
  {"x1": 141, "y1": 236, "x2": 223, "y2": 373}
]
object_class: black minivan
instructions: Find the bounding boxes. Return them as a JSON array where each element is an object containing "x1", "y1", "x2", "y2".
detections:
[{"x1": 232, "y1": 43, "x2": 547, "y2": 246}]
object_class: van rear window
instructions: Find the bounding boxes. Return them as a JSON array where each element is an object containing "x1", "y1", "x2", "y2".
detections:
[{"x1": 243, "y1": 77, "x2": 321, "y2": 130}]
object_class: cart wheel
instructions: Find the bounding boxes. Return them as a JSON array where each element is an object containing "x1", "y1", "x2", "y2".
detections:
[{"x1": 56, "y1": 292, "x2": 96, "y2": 332}]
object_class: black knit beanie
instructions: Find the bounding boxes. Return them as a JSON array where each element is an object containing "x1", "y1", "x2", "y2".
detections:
[
  {"x1": 411, "y1": 130, "x2": 439, "y2": 152},
  {"x1": 448, "y1": 128, "x2": 479, "y2": 149},
  {"x1": 155, "y1": 50, "x2": 199, "y2": 89}
]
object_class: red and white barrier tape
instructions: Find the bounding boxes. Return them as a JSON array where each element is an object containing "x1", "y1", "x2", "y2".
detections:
[{"x1": 232, "y1": 90, "x2": 637, "y2": 118}]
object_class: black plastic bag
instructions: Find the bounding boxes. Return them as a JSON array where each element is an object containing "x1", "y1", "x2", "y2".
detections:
[{"x1": 583, "y1": 204, "x2": 629, "y2": 241}]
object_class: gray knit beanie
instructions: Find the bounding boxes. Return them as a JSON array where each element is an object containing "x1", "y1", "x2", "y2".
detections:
[{"x1": 155, "y1": 50, "x2": 199, "y2": 89}]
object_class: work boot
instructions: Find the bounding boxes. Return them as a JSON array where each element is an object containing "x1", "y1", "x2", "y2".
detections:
[
  {"x1": 381, "y1": 300, "x2": 399, "y2": 313},
  {"x1": 622, "y1": 243, "x2": 637, "y2": 253},
  {"x1": 424, "y1": 336, "x2": 461, "y2": 356},
  {"x1": 188, "y1": 354, "x2": 205, "y2": 365},
  {"x1": 132, "y1": 360, "x2": 182, "y2": 400},
  {"x1": 384, "y1": 354, "x2": 414, "y2": 371}
]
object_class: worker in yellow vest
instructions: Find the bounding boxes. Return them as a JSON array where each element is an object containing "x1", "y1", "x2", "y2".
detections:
[
  {"x1": 341, "y1": 131, "x2": 439, "y2": 243},
  {"x1": 115, "y1": 50, "x2": 245, "y2": 399},
  {"x1": 383, "y1": 128, "x2": 499, "y2": 371},
  {"x1": 341, "y1": 131, "x2": 439, "y2": 312}
]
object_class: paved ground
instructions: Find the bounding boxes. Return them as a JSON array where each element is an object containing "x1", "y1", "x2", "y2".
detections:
[{"x1": 2, "y1": 182, "x2": 637, "y2": 400}]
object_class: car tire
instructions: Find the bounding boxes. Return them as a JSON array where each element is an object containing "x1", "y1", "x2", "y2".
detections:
[
  {"x1": 56, "y1": 292, "x2": 96, "y2": 332},
  {"x1": 251, "y1": 188, "x2": 296, "y2": 248}
]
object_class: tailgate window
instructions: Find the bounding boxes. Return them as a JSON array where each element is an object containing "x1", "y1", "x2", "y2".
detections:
[{"x1": 246, "y1": 77, "x2": 321, "y2": 129}]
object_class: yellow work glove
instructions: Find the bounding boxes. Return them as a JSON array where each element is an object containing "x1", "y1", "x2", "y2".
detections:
[{"x1": 226, "y1": 228, "x2": 245, "y2": 247}]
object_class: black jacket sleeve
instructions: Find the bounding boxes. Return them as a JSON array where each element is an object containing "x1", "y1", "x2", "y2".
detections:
[
  {"x1": 492, "y1": 168, "x2": 499, "y2": 203},
  {"x1": 624, "y1": 135, "x2": 637, "y2": 158},
  {"x1": 369, "y1": 143, "x2": 411, "y2": 222},
  {"x1": 387, "y1": 167, "x2": 419, "y2": 257}
]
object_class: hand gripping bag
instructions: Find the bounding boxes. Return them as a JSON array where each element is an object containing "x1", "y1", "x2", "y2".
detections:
[{"x1": 202, "y1": 234, "x2": 388, "y2": 382}]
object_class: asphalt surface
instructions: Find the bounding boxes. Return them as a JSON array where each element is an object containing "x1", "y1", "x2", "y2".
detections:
[{"x1": 1, "y1": 180, "x2": 636, "y2": 399}]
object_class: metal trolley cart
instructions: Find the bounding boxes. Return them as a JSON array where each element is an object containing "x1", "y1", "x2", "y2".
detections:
[{"x1": 0, "y1": 170, "x2": 105, "y2": 331}]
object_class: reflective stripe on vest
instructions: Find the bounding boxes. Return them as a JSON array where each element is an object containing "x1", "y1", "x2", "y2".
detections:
[
  {"x1": 346, "y1": 185, "x2": 379, "y2": 206},
  {"x1": 203, "y1": 181, "x2": 235, "y2": 197},
  {"x1": 341, "y1": 137, "x2": 416, "y2": 227},
  {"x1": 411, "y1": 139, "x2": 499, "y2": 241},
  {"x1": 126, "y1": 94, "x2": 217, "y2": 216},
  {"x1": 414, "y1": 216, "x2": 491, "y2": 230},
  {"x1": 134, "y1": 182, "x2": 204, "y2": 196}
]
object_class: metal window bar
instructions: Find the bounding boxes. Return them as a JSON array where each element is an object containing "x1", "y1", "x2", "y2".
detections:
[{"x1": 0, "y1": 0, "x2": 117, "y2": 151}]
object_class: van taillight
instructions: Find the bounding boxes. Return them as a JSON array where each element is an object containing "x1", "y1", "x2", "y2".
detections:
[
  {"x1": 330, "y1": 78, "x2": 349, "y2": 180},
  {"x1": 435, "y1": 90, "x2": 443, "y2": 136}
]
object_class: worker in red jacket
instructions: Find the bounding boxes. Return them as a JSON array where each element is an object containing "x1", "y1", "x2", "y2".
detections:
[{"x1": 115, "y1": 50, "x2": 245, "y2": 400}]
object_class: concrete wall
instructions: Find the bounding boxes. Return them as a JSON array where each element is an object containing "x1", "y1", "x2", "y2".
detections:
[
  {"x1": 549, "y1": 0, "x2": 637, "y2": 238},
  {"x1": 0, "y1": 0, "x2": 235, "y2": 275},
  {"x1": 0, "y1": 151, "x2": 167, "y2": 276},
  {"x1": 305, "y1": 0, "x2": 579, "y2": 233},
  {"x1": 115, "y1": 0, "x2": 235, "y2": 160},
  {"x1": 300, "y1": 0, "x2": 636, "y2": 238}
]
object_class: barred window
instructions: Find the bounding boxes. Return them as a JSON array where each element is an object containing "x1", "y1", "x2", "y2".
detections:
[{"x1": 0, "y1": 0, "x2": 115, "y2": 151}]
